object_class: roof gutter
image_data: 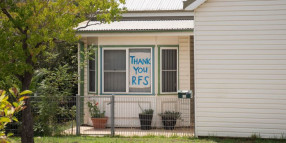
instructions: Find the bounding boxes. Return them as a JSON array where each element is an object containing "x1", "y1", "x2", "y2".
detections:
[
  {"x1": 185, "y1": 0, "x2": 207, "y2": 10},
  {"x1": 76, "y1": 29, "x2": 193, "y2": 34}
]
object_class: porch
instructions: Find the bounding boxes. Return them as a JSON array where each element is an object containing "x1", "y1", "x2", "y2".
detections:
[
  {"x1": 64, "y1": 126, "x2": 194, "y2": 137},
  {"x1": 78, "y1": 95, "x2": 194, "y2": 137}
]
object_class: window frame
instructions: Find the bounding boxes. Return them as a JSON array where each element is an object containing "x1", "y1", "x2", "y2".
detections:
[
  {"x1": 159, "y1": 46, "x2": 179, "y2": 95},
  {"x1": 102, "y1": 48, "x2": 127, "y2": 94},
  {"x1": 88, "y1": 45, "x2": 98, "y2": 93},
  {"x1": 101, "y1": 45, "x2": 155, "y2": 95}
]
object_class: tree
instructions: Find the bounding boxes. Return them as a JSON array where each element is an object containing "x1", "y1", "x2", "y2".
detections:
[{"x1": 0, "y1": 0, "x2": 125, "y2": 142}]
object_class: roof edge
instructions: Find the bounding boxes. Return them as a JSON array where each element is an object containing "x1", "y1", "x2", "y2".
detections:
[
  {"x1": 76, "y1": 29, "x2": 193, "y2": 33},
  {"x1": 185, "y1": 0, "x2": 207, "y2": 10},
  {"x1": 125, "y1": 10, "x2": 193, "y2": 13}
]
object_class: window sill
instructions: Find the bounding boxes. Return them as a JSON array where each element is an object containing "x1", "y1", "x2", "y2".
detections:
[{"x1": 88, "y1": 92, "x2": 97, "y2": 94}]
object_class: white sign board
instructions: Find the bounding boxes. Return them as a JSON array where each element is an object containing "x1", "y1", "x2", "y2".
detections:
[{"x1": 129, "y1": 51, "x2": 151, "y2": 88}]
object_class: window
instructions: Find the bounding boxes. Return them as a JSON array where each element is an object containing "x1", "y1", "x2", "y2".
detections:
[
  {"x1": 104, "y1": 50, "x2": 126, "y2": 92},
  {"x1": 88, "y1": 47, "x2": 97, "y2": 92},
  {"x1": 103, "y1": 47, "x2": 152, "y2": 94},
  {"x1": 129, "y1": 49, "x2": 151, "y2": 93},
  {"x1": 161, "y1": 48, "x2": 178, "y2": 93}
]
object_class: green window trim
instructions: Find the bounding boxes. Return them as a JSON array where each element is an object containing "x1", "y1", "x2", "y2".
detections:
[
  {"x1": 79, "y1": 41, "x2": 85, "y2": 124},
  {"x1": 157, "y1": 45, "x2": 179, "y2": 95},
  {"x1": 79, "y1": 41, "x2": 85, "y2": 97},
  {"x1": 88, "y1": 45, "x2": 99, "y2": 94}
]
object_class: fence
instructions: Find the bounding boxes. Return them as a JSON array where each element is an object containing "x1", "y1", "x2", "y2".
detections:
[
  {"x1": 6, "y1": 96, "x2": 77, "y2": 137},
  {"x1": 7, "y1": 95, "x2": 193, "y2": 137},
  {"x1": 76, "y1": 95, "x2": 114, "y2": 136}
]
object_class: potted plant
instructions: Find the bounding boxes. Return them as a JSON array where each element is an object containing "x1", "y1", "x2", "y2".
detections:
[
  {"x1": 159, "y1": 111, "x2": 181, "y2": 130},
  {"x1": 139, "y1": 109, "x2": 154, "y2": 130},
  {"x1": 87, "y1": 101, "x2": 108, "y2": 129},
  {"x1": 138, "y1": 103, "x2": 154, "y2": 130}
]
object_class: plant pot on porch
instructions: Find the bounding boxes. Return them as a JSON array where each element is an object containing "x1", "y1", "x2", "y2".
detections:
[
  {"x1": 159, "y1": 111, "x2": 181, "y2": 130},
  {"x1": 138, "y1": 108, "x2": 154, "y2": 130},
  {"x1": 91, "y1": 117, "x2": 108, "y2": 129},
  {"x1": 139, "y1": 114, "x2": 153, "y2": 130},
  {"x1": 87, "y1": 101, "x2": 107, "y2": 129}
]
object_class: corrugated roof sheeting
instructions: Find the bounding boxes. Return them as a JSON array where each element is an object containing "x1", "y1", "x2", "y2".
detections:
[
  {"x1": 119, "y1": 0, "x2": 185, "y2": 11},
  {"x1": 77, "y1": 20, "x2": 194, "y2": 32}
]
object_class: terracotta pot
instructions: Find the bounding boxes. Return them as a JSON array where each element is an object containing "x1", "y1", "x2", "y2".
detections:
[{"x1": 91, "y1": 117, "x2": 108, "y2": 129}]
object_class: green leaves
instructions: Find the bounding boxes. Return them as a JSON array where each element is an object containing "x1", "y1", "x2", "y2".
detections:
[
  {"x1": 12, "y1": 116, "x2": 18, "y2": 122},
  {"x1": 0, "y1": 0, "x2": 125, "y2": 80},
  {"x1": 0, "y1": 0, "x2": 124, "y2": 140},
  {"x1": 0, "y1": 88, "x2": 28, "y2": 141},
  {"x1": 0, "y1": 117, "x2": 11, "y2": 123},
  {"x1": 18, "y1": 96, "x2": 29, "y2": 102},
  {"x1": 87, "y1": 101, "x2": 105, "y2": 118},
  {"x1": 19, "y1": 90, "x2": 33, "y2": 96},
  {"x1": 7, "y1": 132, "x2": 14, "y2": 137}
]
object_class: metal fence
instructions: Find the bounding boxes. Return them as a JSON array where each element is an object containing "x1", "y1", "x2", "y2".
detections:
[
  {"x1": 77, "y1": 95, "x2": 114, "y2": 136},
  {"x1": 7, "y1": 96, "x2": 77, "y2": 137},
  {"x1": 7, "y1": 95, "x2": 193, "y2": 137},
  {"x1": 114, "y1": 96, "x2": 192, "y2": 137}
]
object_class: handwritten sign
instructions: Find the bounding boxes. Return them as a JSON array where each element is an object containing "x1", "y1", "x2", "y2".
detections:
[{"x1": 129, "y1": 51, "x2": 151, "y2": 88}]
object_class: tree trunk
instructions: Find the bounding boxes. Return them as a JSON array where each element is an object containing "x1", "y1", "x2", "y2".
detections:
[{"x1": 21, "y1": 72, "x2": 34, "y2": 143}]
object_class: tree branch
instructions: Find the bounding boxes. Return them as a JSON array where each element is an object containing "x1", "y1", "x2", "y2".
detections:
[
  {"x1": 34, "y1": 38, "x2": 67, "y2": 50},
  {"x1": 35, "y1": 41, "x2": 45, "y2": 49},
  {"x1": 76, "y1": 20, "x2": 102, "y2": 30},
  {"x1": 1, "y1": 8, "x2": 25, "y2": 34},
  {"x1": 53, "y1": 38, "x2": 66, "y2": 44}
]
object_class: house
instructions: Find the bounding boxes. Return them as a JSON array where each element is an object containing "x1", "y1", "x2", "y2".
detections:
[
  {"x1": 77, "y1": 0, "x2": 286, "y2": 138},
  {"x1": 77, "y1": 0, "x2": 195, "y2": 130},
  {"x1": 187, "y1": 0, "x2": 286, "y2": 139}
]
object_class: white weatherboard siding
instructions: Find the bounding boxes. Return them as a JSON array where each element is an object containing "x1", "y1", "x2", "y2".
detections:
[
  {"x1": 194, "y1": 0, "x2": 286, "y2": 138},
  {"x1": 179, "y1": 36, "x2": 191, "y2": 90}
]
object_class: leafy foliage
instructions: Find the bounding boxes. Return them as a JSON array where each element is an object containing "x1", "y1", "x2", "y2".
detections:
[
  {"x1": 0, "y1": 0, "x2": 125, "y2": 80},
  {"x1": 0, "y1": 87, "x2": 30, "y2": 142},
  {"x1": 140, "y1": 109, "x2": 154, "y2": 115},
  {"x1": 0, "y1": 0, "x2": 125, "y2": 141},
  {"x1": 31, "y1": 65, "x2": 77, "y2": 136},
  {"x1": 0, "y1": 76, "x2": 21, "y2": 92},
  {"x1": 158, "y1": 111, "x2": 181, "y2": 120},
  {"x1": 138, "y1": 102, "x2": 154, "y2": 115},
  {"x1": 32, "y1": 96, "x2": 76, "y2": 136},
  {"x1": 87, "y1": 101, "x2": 105, "y2": 118}
]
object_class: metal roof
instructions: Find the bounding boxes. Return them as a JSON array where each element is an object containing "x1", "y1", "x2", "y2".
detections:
[
  {"x1": 119, "y1": 0, "x2": 186, "y2": 11},
  {"x1": 76, "y1": 20, "x2": 194, "y2": 32}
]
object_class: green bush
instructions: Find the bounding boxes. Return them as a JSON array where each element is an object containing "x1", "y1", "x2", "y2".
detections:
[{"x1": 32, "y1": 65, "x2": 77, "y2": 136}]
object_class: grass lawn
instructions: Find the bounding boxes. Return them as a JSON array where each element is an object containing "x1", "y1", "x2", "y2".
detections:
[{"x1": 9, "y1": 136, "x2": 286, "y2": 143}]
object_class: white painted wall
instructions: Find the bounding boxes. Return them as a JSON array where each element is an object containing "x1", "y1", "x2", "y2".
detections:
[
  {"x1": 81, "y1": 36, "x2": 193, "y2": 128},
  {"x1": 98, "y1": 36, "x2": 179, "y2": 45},
  {"x1": 194, "y1": 0, "x2": 286, "y2": 138}
]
